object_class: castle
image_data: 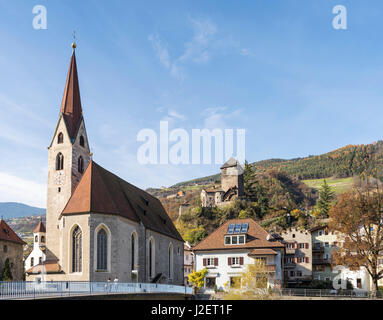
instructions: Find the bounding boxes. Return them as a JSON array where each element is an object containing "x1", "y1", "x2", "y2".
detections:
[
  {"x1": 200, "y1": 157, "x2": 244, "y2": 208},
  {"x1": 25, "y1": 44, "x2": 184, "y2": 284}
]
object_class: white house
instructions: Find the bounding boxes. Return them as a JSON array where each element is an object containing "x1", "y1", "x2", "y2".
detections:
[
  {"x1": 192, "y1": 218, "x2": 284, "y2": 291},
  {"x1": 25, "y1": 222, "x2": 46, "y2": 271}
]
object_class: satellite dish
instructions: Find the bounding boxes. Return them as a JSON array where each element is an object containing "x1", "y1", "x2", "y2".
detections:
[{"x1": 266, "y1": 234, "x2": 271, "y2": 241}]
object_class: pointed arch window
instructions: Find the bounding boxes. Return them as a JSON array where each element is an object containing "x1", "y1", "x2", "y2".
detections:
[
  {"x1": 41, "y1": 236, "x2": 45, "y2": 243},
  {"x1": 97, "y1": 228, "x2": 108, "y2": 271},
  {"x1": 80, "y1": 135, "x2": 85, "y2": 147},
  {"x1": 149, "y1": 238, "x2": 155, "y2": 278},
  {"x1": 78, "y1": 156, "x2": 84, "y2": 173},
  {"x1": 72, "y1": 226, "x2": 82, "y2": 273},
  {"x1": 58, "y1": 132, "x2": 64, "y2": 144},
  {"x1": 56, "y1": 153, "x2": 64, "y2": 171},
  {"x1": 168, "y1": 243, "x2": 173, "y2": 279},
  {"x1": 131, "y1": 232, "x2": 138, "y2": 271}
]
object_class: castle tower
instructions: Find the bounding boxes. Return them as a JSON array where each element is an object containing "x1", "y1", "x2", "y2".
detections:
[
  {"x1": 220, "y1": 157, "x2": 244, "y2": 196},
  {"x1": 46, "y1": 44, "x2": 91, "y2": 262}
]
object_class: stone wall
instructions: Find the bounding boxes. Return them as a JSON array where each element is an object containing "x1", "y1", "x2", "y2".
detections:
[{"x1": 0, "y1": 240, "x2": 24, "y2": 281}]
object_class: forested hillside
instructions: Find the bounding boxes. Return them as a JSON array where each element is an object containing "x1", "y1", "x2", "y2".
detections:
[{"x1": 172, "y1": 140, "x2": 383, "y2": 188}]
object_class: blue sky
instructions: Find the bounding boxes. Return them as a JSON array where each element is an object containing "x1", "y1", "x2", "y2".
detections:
[{"x1": 0, "y1": 0, "x2": 383, "y2": 208}]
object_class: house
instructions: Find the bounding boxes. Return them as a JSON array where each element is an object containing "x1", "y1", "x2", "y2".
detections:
[
  {"x1": 25, "y1": 222, "x2": 48, "y2": 273},
  {"x1": 192, "y1": 218, "x2": 284, "y2": 291},
  {"x1": 184, "y1": 242, "x2": 194, "y2": 285},
  {"x1": 280, "y1": 228, "x2": 312, "y2": 285},
  {"x1": 200, "y1": 157, "x2": 244, "y2": 208},
  {"x1": 0, "y1": 219, "x2": 26, "y2": 280},
  {"x1": 25, "y1": 43, "x2": 184, "y2": 284}
]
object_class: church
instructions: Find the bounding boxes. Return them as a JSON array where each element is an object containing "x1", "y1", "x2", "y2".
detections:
[{"x1": 26, "y1": 43, "x2": 184, "y2": 284}]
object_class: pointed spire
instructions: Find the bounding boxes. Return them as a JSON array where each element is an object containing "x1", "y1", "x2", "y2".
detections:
[{"x1": 60, "y1": 45, "x2": 83, "y2": 139}]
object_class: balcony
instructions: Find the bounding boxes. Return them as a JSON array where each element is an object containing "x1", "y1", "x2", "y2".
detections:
[
  {"x1": 312, "y1": 258, "x2": 331, "y2": 265},
  {"x1": 284, "y1": 262, "x2": 296, "y2": 269},
  {"x1": 312, "y1": 246, "x2": 324, "y2": 253},
  {"x1": 285, "y1": 248, "x2": 296, "y2": 255}
]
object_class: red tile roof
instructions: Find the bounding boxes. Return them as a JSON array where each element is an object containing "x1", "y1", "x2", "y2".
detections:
[
  {"x1": 33, "y1": 221, "x2": 46, "y2": 233},
  {"x1": 192, "y1": 218, "x2": 284, "y2": 251},
  {"x1": 60, "y1": 51, "x2": 83, "y2": 140},
  {"x1": 26, "y1": 261, "x2": 62, "y2": 274},
  {"x1": 61, "y1": 161, "x2": 183, "y2": 242},
  {"x1": 248, "y1": 248, "x2": 278, "y2": 256},
  {"x1": 0, "y1": 220, "x2": 26, "y2": 245}
]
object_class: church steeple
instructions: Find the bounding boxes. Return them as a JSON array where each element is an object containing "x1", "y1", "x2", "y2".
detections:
[{"x1": 60, "y1": 44, "x2": 83, "y2": 140}]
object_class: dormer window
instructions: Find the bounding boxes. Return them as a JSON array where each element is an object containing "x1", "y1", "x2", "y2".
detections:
[
  {"x1": 58, "y1": 132, "x2": 64, "y2": 144},
  {"x1": 225, "y1": 235, "x2": 246, "y2": 245}
]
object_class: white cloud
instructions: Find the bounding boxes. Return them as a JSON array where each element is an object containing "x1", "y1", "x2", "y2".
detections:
[
  {"x1": 0, "y1": 172, "x2": 46, "y2": 208},
  {"x1": 203, "y1": 107, "x2": 243, "y2": 129},
  {"x1": 179, "y1": 18, "x2": 218, "y2": 64}
]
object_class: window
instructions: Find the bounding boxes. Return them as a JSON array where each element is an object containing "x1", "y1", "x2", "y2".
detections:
[
  {"x1": 228, "y1": 256, "x2": 244, "y2": 266},
  {"x1": 78, "y1": 156, "x2": 84, "y2": 173},
  {"x1": 299, "y1": 243, "x2": 304, "y2": 249},
  {"x1": 204, "y1": 257, "x2": 217, "y2": 267},
  {"x1": 319, "y1": 231, "x2": 322, "y2": 236},
  {"x1": 325, "y1": 242, "x2": 329, "y2": 247},
  {"x1": 58, "y1": 132, "x2": 64, "y2": 144},
  {"x1": 39, "y1": 257, "x2": 42, "y2": 264},
  {"x1": 35, "y1": 235, "x2": 38, "y2": 243},
  {"x1": 149, "y1": 238, "x2": 155, "y2": 278},
  {"x1": 56, "y1": 153, "x2": 64, "y2": 171},
  {"x1": 97, "y1": 228, "x2": 108, "y2": 271},
  {"x1": 41, "y1": 236, "x2": 45, "y2": 243},
  {"x1": 225, "y1": 235, "x2": 245, "y2": 245},
  {"x1": 290, "y1": 271, "x2": 295, "y2": 277},
  {"x1": 297, "y1": 271, "x2": 302, "y2": 277},
  {"x1": 3, "y1": 245, "x2": 7, "y2": 253},
  {"x1": 168, "y1": 243, "x2": 173, "y2": 279},
  {"x1": 205, "y1": 277, "x2": 216, "y2": 289},
  {"x1": 72, "y1": 226, "x2": 82, "y2": 273},
  {"x1": 80, "y1": 135, "x2": 85, "y2": 147},
  {"x1": 31, "y1": 257, "x2": 34, "y2": 267},
  {"x1": 131, "y1": 233, "x2": 137, "y2": 271}
]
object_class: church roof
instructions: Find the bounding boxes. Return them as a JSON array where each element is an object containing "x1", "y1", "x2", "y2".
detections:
[
  {"x1": 61, "y1": 161, "x2": 183, "y2": 242},
  {"x1": 0, "y1": 220, "x2": 26, "y2": 245},
  {"x1": 33, "y1": 221, "x2": 46, "y2": 233},
  {"x1": 60, "y1": 50, "x2": 83, "y2": 140}
]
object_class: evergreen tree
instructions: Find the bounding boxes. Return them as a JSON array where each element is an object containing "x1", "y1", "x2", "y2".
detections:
[
  {"x1": 316, "y1": 180, "x2": 335, "y2": 218},
  {"x1": 1, "y1": 258, "x2": 13, "y2": 281}
]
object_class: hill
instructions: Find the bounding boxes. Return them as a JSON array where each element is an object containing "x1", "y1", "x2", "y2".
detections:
[
  {"x1": 0, "y1": 202, "x2": 46, "y2": 219},
  {"x1": 172, "y1": 140, "x2": 383, "y2": 188}
]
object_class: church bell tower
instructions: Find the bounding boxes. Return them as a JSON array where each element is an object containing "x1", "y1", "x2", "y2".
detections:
[{"x1": 46, "y1": 43, "x2": 91, "y2": 262}]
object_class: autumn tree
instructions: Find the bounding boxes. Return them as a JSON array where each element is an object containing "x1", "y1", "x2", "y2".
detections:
[
  {"x1": 188, "y1": 268, "x2": 208, "y2": 291},
  {"x1": 224, "y1": 259, "x2": 275, "y2": 300},
  {"x1": 316, "y1": 180, "x2": 336, "y2": 218},
  {"x1": 329, "y1": 179, "x2": 383, "y2": 292}
]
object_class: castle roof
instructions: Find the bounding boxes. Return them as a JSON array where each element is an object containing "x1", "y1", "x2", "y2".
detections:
[
  {"x1": 0, "y1": 220, "x2": 26, "y2": 245},
  {"x1": 60, "y1": 50, "x2": 83, "y2": 140},
  {"x1": 192, "y1": 218, "x2": 284, "y2": 251},
  {"x1": 33, "y1": 221, "x2": 46, "y2": 233},
  {"x1": 220, "y1": 157, "x2": 241, "y2": 169},
  {"x1": 61, "y1": 161, "x2": 183, "y2": 242}
]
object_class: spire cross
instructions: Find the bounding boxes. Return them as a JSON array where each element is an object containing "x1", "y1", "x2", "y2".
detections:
[{"x1": 72, "y1": 31, "x2": 77, "y2": 50}]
